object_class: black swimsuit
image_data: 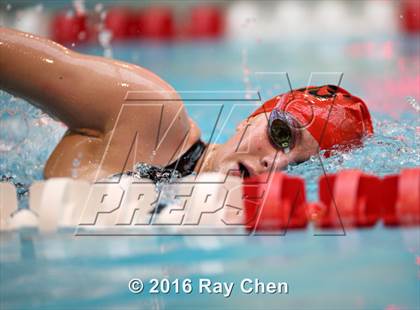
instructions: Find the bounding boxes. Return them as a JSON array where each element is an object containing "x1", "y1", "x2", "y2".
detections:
[{"x1": 108, "y1": 140, "x2": 206, "y2": 184}]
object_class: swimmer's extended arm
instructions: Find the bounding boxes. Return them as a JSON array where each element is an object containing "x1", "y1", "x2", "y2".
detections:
[{"x1": 0, "y1": 27, "x2": 184, "y2": 134}]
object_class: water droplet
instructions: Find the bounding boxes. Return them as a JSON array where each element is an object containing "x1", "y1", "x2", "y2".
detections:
[
  {"x1": 72, "y1": 0, "x2": 86, "y2": 15},
  {"x1": 78, "y1": 31, "x2": 87, "y2": 41},
  {"x1": 94, "y1": 3, "x2": 104, "y2": 13},
  {"x1": 406, "y1": 96, "x2": 420, "y2": 112},
  {"x1": 72, "y1": 158, "x2": 81, "y2": 168},
  {"x1": 98, "y1": 29, "x2": 113, "y2": 58},
  {"x1": 35, "y1": 4, "x2": 43, "y2": 13}
]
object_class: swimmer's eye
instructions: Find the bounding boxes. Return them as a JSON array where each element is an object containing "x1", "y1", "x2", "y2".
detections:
[
  {"x1": 268, "y1": 110, "x2": 297, "y2": 152},
  {"x1": 270, "y1": 119, "x2": 292, "y2": 149}
]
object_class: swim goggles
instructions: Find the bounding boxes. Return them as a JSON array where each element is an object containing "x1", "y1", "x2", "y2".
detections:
[{"x1": 267, "y1": 109, "x2": 301, "y2": 153}]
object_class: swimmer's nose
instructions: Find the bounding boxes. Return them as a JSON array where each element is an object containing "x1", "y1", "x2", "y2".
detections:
[{"x1": 260, "y1": 153, "x2": 289, "y2": 173}]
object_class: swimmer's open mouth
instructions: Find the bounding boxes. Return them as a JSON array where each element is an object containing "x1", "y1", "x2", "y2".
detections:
[{"x1": 238, "y1": 162, "x2": 251, "y2": 178}]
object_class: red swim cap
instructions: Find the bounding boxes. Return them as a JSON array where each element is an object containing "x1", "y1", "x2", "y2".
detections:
[{"x1": 249, "y1": 85, "x2": 374, "y2": 150}]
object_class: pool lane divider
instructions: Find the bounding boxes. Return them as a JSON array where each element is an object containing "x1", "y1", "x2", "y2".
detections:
[
  {"x1": 52, "y1": 11, "x2": 90, "y2": 45},
  {"x1": 400, "y1": 0, "x2": 420, "y2": 34},
  {"x1": 243, "y1": 168, "x2": 419, "y2": 231},
  {"x1": 315, "y1": 170, "x2": 382, "y2": 228},
  {"x1": 0, "y1": 168, "x2": 419, "y2": 232},
  {"x1": 52, "y1": 5, "x2": 225, "y2": 45},
  {"x1": 242, "y1": 173, "x2": 308, "y2": 232},
  {"x1": 382, "y1": 169, "x2": 420, "y2": 226},
  {"x1": 0, "y1": 182, "x2": 18, "y2": 230}
]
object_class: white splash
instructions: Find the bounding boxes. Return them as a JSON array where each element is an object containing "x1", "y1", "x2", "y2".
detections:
[{"x1": 406, "y1": 96, "x2": 420, "y2": 113}]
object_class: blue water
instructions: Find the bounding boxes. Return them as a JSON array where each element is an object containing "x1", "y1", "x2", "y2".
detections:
[
  {"x1": 1, "y1": 227, "x2": 419, "y2": 309},
  {"x1": 1, "y1": 36, "x2": 419, "y2": 309}
]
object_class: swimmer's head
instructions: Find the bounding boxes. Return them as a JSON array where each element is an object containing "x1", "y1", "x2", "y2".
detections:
[{"x1": 205, "y1": 85, "x2": 373, "y2": 177}]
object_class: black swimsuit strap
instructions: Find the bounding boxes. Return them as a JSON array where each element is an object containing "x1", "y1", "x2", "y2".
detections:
[
  {"x1": 105, "y1": 140, "x2": 206, "y2": 213},
  {"x1": 107, "y1": 140, "x2": 206, "y2": 184},
  {"x1": 164, "y1": 139, "x2": 206, "y2": 177},
  {"x1": 127, "y1": 139, "x2": 206, "y2": 184}
]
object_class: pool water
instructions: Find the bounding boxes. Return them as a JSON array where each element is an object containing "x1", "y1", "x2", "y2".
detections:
[
  {"x1": 1, "y1": 35, "x2": 419, "y2": 309},
  {"x1": 1, "y1": 227, "x2": 419, "y2": 309}
]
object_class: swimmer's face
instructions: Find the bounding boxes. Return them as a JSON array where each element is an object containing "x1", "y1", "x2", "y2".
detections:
[{"x1": 210, "y1": 113, "x2": 319, "y2": 177}]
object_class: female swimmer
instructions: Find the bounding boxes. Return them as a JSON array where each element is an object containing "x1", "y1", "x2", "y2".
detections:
[{"x1": 0, "y1": 27, "x2": 373, "y2": 182}]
